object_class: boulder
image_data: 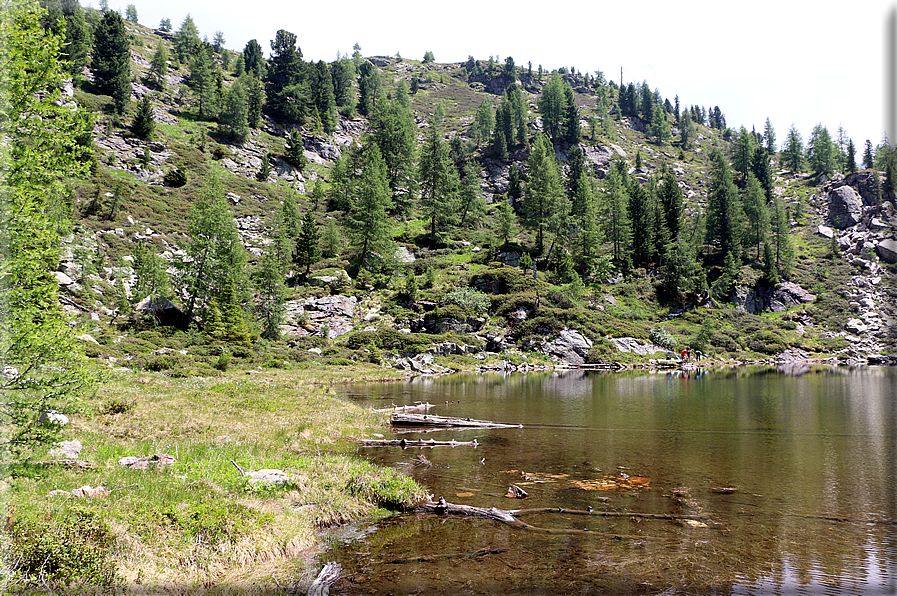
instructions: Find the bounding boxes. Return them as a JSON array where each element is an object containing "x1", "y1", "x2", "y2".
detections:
[
  {"x1": 394, "y1": 246, "x2": 416, "y2": 263},
  {"x1": 542, "y1": 328, "x2": 593, "y2": 365},
  {"x1": 817, "y1": 225, "x2": 835, "y2": 239},
  {"x1": 768, "y1": 282, "x2": 816, "y2": 312},
  {"x1": 842, "y1": 171, "x2": 881, "y2": 206},
  {"x1": 310, "y1": 270, "x2": 352, "y2": 291},
  {"x1": 38, "y1": 411, "x2": 69, "y2": 426},
  {"x1": 246, "y1": 469, "x2": 293, "y2": 488},
  {"x1": 134, "y1": 295, "x2": 190, "y2": 329},
  {"x1": 829, "y1": 185, "x2": 864, "y2": 229},
  {"x1": 846, "y1": 318, "x2": 868, "y2": 335},
  {"x1": 118, "y1": 453, "x2": 176, "y2": 470},
  {"x1": 48, "y1": 439, "x2": 83, "y2": 459},
  {"x1": 610, "y1": 337, "x2": 668, "y2": 356},
  {"x1": 875, "y1": 239, "x2": 897, "y2": 264}
]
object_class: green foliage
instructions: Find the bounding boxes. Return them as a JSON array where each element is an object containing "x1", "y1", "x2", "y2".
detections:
[
  {"x1": 131, "y1": 95, "x2": 155, "y2": 140},
  {"x1": 295, "y1": 210, "x2": 322, "y2": 278},
  {"x1": 91, "y1": 9, "x2": 131, "y2": 114},
  {"x1": 649, "y1": 326, "x2": 677, "y2": 351},
  {"x1": 422, "y1": 50, "x2": 435, "y2": 63},
  {"x1": 419, "y1": 114, "x2": 458, "y2": 237},
  {"x1": 218, "y1": 80, "x2": 249, "y2": 143},
  {"x1": 7, "y1": 506, "x2": 122, "y2": 590},
  {"x1": 0, "y1": 6, "x2": 98, "y2": 459},
  {"x1": 442, "y1": 286, "x2": 491, "y2": 314},
  {"x1": 285, "y1": 129, "x2": 306, "y2": 169},
  {"x1": 348, "y1": 145, "x2": 393, "y2": 267}
]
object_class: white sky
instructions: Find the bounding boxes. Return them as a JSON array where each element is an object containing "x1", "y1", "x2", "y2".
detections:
[{"x1": 104, "y1": 0, "x2": 895, "y2": 151}]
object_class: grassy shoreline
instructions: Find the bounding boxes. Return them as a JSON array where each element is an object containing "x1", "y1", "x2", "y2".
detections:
[{"x1": 2, "y1": 365, "x2": 428, "y2": 594}]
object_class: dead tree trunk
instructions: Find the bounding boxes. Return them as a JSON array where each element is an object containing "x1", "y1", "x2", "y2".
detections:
[
  {"x1": 308, "y1": 562, "x2": 341, "y2": 596},
  {"x1": 391, "y1": 413, "x2": 522, "y2": 428},
  {"x1": 360, "y1": 438, "x2": 479, "y2": 448}
]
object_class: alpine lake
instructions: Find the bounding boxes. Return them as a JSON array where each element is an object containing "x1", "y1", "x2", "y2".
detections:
[{"x1": 325, "y1": 365, "x2": 897, "y2": 595}]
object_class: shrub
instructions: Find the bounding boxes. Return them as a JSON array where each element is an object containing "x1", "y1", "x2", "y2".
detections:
[
  {"x1": 343, "y1": 330, "x2": 380, "y2": 350},
  {"x1": 441, "y1": 286, "x2": 491, "y2": 313},
  {"x1": 8, "y1": 507, "x2": 122, "y2": 590},
  {"x1": 649, "y1": 326, "x2": 677, "y2": 351},
  {"x1": 163, "y1": 166, "x2": 188, "y2": 187}
]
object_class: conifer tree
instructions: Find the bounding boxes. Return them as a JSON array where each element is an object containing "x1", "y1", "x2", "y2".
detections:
[
  {"x1": 245, "y1": 74, "x2": 264, "y2": 128},
  {"x1": 458, "y1": 162, "x2": 487, "y2": 228},
  {"x1": 418, "y1": 116, "x2": 458, "y2": 237},
  {"x1": 650, "y1": 103, "x2": 670, "y2": 145},
  {"x1": 174, "y1": 14, "x2": 200, "y2": 63},
  {"x1": 629, "y1": 181, "x2": 656, "y2": 266},
  {"x1": 175, "y1": 177, "x2": 247, "y2": 320},
  {"x1": 125, "y1": 4, "x2": 137, "y2": 22},
  {"x1": 473, "y1": 100, "x2": 495, "y2": 147},
  {"x1": 742, "y1": 173, "x2": 770, "y2": 261},
  {"x1": 369, "y1": 96, "x2": 416, "y2": 210},
  {"x1": 188, "y1": 43, "x2": 218, "y2": 120},
  {"x1": 783, "y1": 124, "x2": 804, "y2": 172},
  {"x1": 131, "y1": 95, "x2": 155, "y2": 140},
  {"x1": 763, "y1": 117, "x2": 776, "y2": 155},
  {"x1": 733, "y1": 127, "x2": 754, "y2": 185},
  {"x1": 562, "y1": 84, "x2": 581, "y2": 145},
  {"x1": 331, "y1": 56, "x2": 356, "y2": 109},
  {"x1": 311, "y1": 60, "x2": 337, "y2": 133},
  {"x1": 656, "y1": 164, "x2": 682, "y2": 240},
  {"x1": 216, "y1": 277, "x2": 252, "y2": 346},
  {"x1": 148, "y1": 41, "x2": 168, "y2": 89},
  {"x1": 219, "y1": 80, "x2": 249, "y2": 143},
  {"x1": 0, "y1": 16, "x2": 98, "y2": 459},
  {"x1": 808, "y1": 124, "x2": 836, "y2": 176},
  {"x1": 322, "y1": 219, "x2": 343, "y2": 258},
  {"x1": 750, "y1": 146, "x2": 773, "y2": 200},
  {"x1": 132, "y1": 240, "x2": 169, "y2": 302},
  {"x1": 357, "y1": 61, "x2": 381, "y2": 116},
  {"x1": 256, "y1": 153, "x2": 271, "y2": 182},
  {"x1": 497, "y1": 197, "x2": 517, "y2": 245},
  {"x1": 574, "y1": 173, "x2": 600, "y2": 274},
  {"x1": 679, "y1": 109, "x2": 695, "y2": 149},
  {"x1": 253, "y1": 249, "x2": 287, "y2": 340},
  {"x1": 91, "y1": 9, "x2": 131, "y2": 114},
  {"x1": 863, "y1": 140, "x2": 875, "y2": 169},
  {"x1": 847, "y1": 139, "x2": 857, "y2": 173},
  {"x1": 285, "y1": 129, "x2": 306, "y2": 169},
  {"x1": 295, "y1": 211, "x2": 322, "y2": 280},
  {"x1": 604, "y1": 162, "x2": 632, "y2": 269},
  {"x1": 523, "y1": 134, "x2": 566, "y2": 254},
  {"x1": 265, "y1": 30, "x2": 307, "y2": 124},
  {"x1": 348, "y1": 145, "x2": 393, "y2": 268},
  {"x1": 537, "y1": 74, "x2": 564, "y2": 139},
  {"x1": 769, "y1": 196, "x2": 793, "y2": 278},
  {"x1": 706, "y1": 149, "x2": 743, "y2": 261}
]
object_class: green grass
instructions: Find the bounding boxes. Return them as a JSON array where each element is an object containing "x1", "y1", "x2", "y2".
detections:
[{"x1": 4, "y1": 366, "x2": 428, "y2": 593}]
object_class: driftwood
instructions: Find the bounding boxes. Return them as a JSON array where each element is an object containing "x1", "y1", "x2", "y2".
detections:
[
  {"x1": 388, "y1": 547, "x2": 507, "y2": 564},
  {"x1": 391, "y1": 413, "x2": 521, "y2": 428},
  {"x1": 308, "y1": 562, "x2": 341, "y2": 596},
  {"x1": 505, "y1": 484, "x2": 528, "y2": 499},
  {"x1": 374, "y1": 402, "x2": 436, "y2": 413},
  {"x1": 360, "y1": 438, "x2": 478, "y2": 448},
  {"x1": 415, "y1": 498, "x2": 662, "y2": 537}
]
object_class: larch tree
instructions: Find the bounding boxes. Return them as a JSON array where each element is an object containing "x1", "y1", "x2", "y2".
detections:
[
  {"x1": 523, "y1": 133, "x2": 566, "y2": 254},
  {"x1": 742, "y1": 173, "x2": 770, "y2": 261},
  {"x1": 369, "y1": 96, "x2": 417, "y2": 211},
  {"x1": 294, "y1": 211, "x2": 322, "y2": 280},
  {"x1": 0, "y1": 5, "x2": 98, "y2": 458},
  {"x1": 808, "y1": 124, "x2": 836, "y2": 176},
  {"x1": 783, "y1": 124, "x2": 804, "y2": 172},
  {"x1": 348, "y1": 145, "x2": 393, "y2": 268},
  {"x1": 218, "y1": 80, "x2": 249, "y2": 143},
  {"x1": 265, "y1": 29, "x2": 307, "y2": 124},
  {"x1": 603, "y1": 162, "x2": 632, "y2": 270},
  {"x1": 473, "y1": 100, "x2": 495, "y2": 147},
  {"x1": 418, "y1": 116, "x2": 458, "y2": 238},
  {"x1": 148, "y1": 41, "x2": 169, "y2": 89},
  {"x1": 706, "y1": 149, "x2": 743, "y2": 262},
  {"x1": 763, "y1": 117, "x2": 776, "y2": 155},
  {"x1": 537, "y1": 74, "x2": 564, "y2": 140}
]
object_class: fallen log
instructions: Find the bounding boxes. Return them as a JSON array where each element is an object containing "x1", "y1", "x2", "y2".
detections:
[
  {"x1": 388, "y1": 547, "x2": 507, "y2": 564},
  {"x1": 391, "y1": 413, "x2": 522, "y2": 428},
  {"x1": 308, "y1": 562, "x2": 341, "y2": 596},
  {"x1": 360, "y1": 438, "x2": 478, "y2": 448},
  {"x1": 415, "y1": 498, "x2": 659, "y2": 538},
  {"x1": 510, "y1": 507, "x2": 709, "y2": 522},
  {"x1": 374, "y1": 402, "x2": 436, "y2": 413},
  {"x1": 35, "y1": 459, "x2": 96, "y2": 469}
]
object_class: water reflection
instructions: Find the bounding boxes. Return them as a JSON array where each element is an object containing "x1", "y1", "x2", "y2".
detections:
[{"x1": 331, "y1": 367, "x2": 897, "y2": 595}]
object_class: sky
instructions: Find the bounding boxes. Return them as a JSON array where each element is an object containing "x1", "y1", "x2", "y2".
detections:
[{"x1": 103, "y1": 0, "x2": 896, "y2": 151}]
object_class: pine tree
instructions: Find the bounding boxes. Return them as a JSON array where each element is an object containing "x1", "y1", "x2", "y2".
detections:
[
  {"x1": 769, "y1": 196, "x2": 793, "y2": 278},
  {"x1": 295, "y1": 211, "x2": 322, "y2": 280},
  {"x1": 369, "y1": 96, "x2": 416, "y2": 210},
  {"x1": 284, "y1": 129, "x2": 306, "y2": 169},
  {"x1": 656, "y1": 164, "x2": 682, "y2": 240},
  {"x1": 331, "y1": 56, "x2": 356, "y2": 109},
  {"x1": 863, "y1": 140, "x2": 875, "y2": 169},
  {"x1": 733, "y1": 127, "x2": 754, "y2": 185},
  {"x1": 629, "y1": 181, "x2": 656, "y2": 267},
  {"x1": 265, "y1": 30, "x2": 307, "y2": 124},
  {"x1": 131, "y1": 95, "x2": 155, "y2": 140},
  {"x1": 473, "y1": 100, "x2": 495, "y2": 147},
  {"x1": 91, "y1": 9, "x2": 131, "y2": 115},
  {"x1": 562, "y1": 84, "x2": 581, "y2": 145},
  {"x1": 311, "y1": 60, "x2": 337, "y2": 133},
  {"x1": 808, "y1": 124, "x2": 835, "y2": 176},
  {"x1": 679, "y1": 109, "x2": 695, "y2": 149},
  {"x1": 216, "y1": 277, "x2": 252, "y2": 346},
  {"x1": 323, "y1": 219, "x2": 343, "y2": 258},
  {"x1": 750, "y1": 146, "x2": 773, "y2": 200},
  {"x1": 650, "y1": 103, "x2": 670, "y2": 145},
  {"x1": 847, "y1": 139, "x2": 857, "y2": 173},
  {"x1": 256, "y1": 153, "x2": 271, "y2": 182},
  {"x1": 125, "y1": 4, "x2": 137, "y2": 22},
  {"x1": 132, "y1": 240, "x2": 169, "y2": 302},
  {"x1": 575, "y1": 173, "x2": 600, "y2": 275},
  {"x1": 357, "y1": 61, "x2": 381, "y2": 116},
  {"x1": 245, "y1": 74, "x2": 264, "y2": 128},
  {"x1": 604, "y1": 162, "x2": 632, "y2": 269}
]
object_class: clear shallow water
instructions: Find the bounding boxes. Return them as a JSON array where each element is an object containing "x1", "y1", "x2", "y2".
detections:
[{"x1": 327, "y1": 366, "x2": 897, "y2": 595}]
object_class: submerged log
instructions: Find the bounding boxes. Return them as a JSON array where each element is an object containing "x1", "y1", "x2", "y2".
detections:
[
  {"x1": 360, "y1": 438, "x2": 479, "y2": 448},
  {"x1": 415, "y1": 498, "x2": 659, "y2": 537},
  {"x1": 388, "y1": 547, "x2": 507, "y2": 564},
  {"x1": 391, "y1": 413, "x2": 522, "y2": 428},
  {"x1": 374, "y1": 402, "x2": 436, "y2": 413},
  {"x1": 308, "y1": 562, "x2": 341, "y2": 596}
]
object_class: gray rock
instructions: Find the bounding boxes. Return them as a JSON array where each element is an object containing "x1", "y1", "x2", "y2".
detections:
[
  {"x1": 875, "y1": 239, "x2": 897, "y2": 264},
  {"x1": 246, "y1": 469, "x2": 292, "y2": 487},
  {"x1": 310, "y1": 270, "x2": 352, "y2": 291},
  {"x1": 53, "y1": 271, "x2": 74, "y2": 286},
  {"x1": 134, "y1": 295, "x2": 190, "y2": 329},
  {"x1": 846, "y1": 318, "x2": 868, "y2": 334},
  {"x1": 542, "y1": 328, "x2": 593, "y2": 365},
  {"x1": 38, "y1": 411, "x2": 69, "y2": 426},
  {"x1": 48, "y1": 439, "x2": 82, "y2": 459},
  {"x1": 610, "y1": 337, "x2": 668, "y2": 356},
  {"x1": 394, "y1": 246, "x2": 416, "y2": 263},
  {"x1": 829, "y1": 185, "x2": 864, "y2": 229},
  {"x1": 817, "y1": 225, "x2": 834, "y2": 239}
]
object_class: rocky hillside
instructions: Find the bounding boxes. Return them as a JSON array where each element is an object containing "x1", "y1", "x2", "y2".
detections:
[{"x1": 61, "y1": 15, "x2": 896, "y2": 373}]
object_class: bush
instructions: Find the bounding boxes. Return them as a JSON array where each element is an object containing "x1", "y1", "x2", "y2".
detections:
[
  {"x1": 8, "y1": 507, "x2": 122, "y2": 590},
  {"x1": 163, "y1": 166, "x2": 188, "y2": 187},
  {"x1": 441, "y1": 286, "x2": 491, "y2": 313},
  {"x1": 343, "y1": 330, "x2": 380, "y2": 350},
  {"x1": 649, "y1": 326, "x2": 677, "y2": 351}
]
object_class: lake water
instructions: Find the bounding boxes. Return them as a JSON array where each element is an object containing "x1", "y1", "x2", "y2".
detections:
[{"x1": 328, "y1": 366, "x2": 897, "y2": 595}]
